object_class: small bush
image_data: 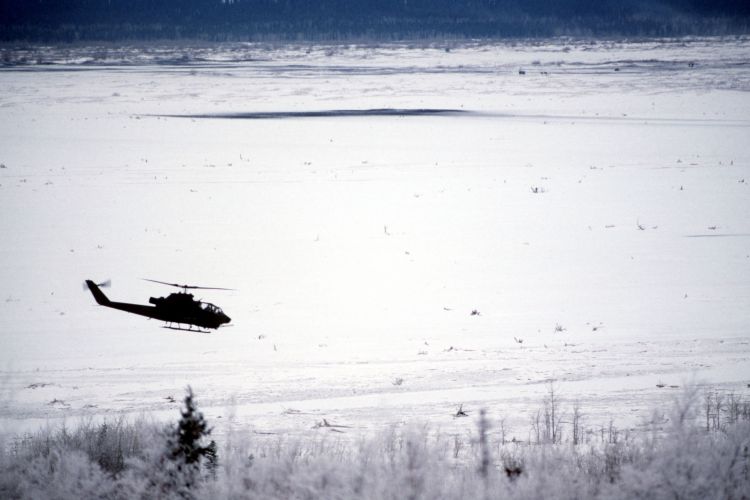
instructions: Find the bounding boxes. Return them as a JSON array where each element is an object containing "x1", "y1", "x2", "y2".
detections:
[{"x1": 7, "y1": 416, "x2": 153, "y2": 475}]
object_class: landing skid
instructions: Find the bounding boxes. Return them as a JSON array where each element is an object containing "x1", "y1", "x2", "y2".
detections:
[{"x1": 162, "y1": 325, "x2": 211, "y2": 334}]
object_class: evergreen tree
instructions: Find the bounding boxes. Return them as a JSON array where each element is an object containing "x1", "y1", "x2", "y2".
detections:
[
  {"x1": 157, "y1": 386, "x2": 218, "y2": 497},
  {"x1": 170, "y1": 386, "x2": 217, "y2": 471}
]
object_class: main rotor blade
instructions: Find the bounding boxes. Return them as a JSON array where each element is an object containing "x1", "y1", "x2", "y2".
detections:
[
  {"x1": 143, "y1": 278, "x2": 182, "y2": 288},
  {"x1": 187, "y1": 286, "x2": 235, "y2": 291},
  {"x1": 142, "y1": 278, "x2": 234, "y2": 291}
]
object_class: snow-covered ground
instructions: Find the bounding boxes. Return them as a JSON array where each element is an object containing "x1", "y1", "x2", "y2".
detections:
[{"x1": 1, "y1": 38, "x2": 749, "y2": 443}]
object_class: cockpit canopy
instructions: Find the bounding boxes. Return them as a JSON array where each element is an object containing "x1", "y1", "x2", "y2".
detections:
[{"x1": 200, "y1": 302, "x2": 223, "y2": 314}]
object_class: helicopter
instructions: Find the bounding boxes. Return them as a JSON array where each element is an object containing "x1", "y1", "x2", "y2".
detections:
[{"x1": 85, "y1": 279, "x2": 232, "y2": 332}]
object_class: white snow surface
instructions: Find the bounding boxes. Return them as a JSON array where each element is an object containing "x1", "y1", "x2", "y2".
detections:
[{"x1": 1, "y1": 38, "x2": 749, "y2": 442}]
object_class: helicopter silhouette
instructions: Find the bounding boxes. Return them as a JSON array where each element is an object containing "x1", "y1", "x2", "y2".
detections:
[{"x1": 85, "y1": 279, "x2": 231, "y2": 332}]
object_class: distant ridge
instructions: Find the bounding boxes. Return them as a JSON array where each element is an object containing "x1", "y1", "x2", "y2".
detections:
[{"x1": 1, "y1": 0, "x2": 749, "y2": 41}]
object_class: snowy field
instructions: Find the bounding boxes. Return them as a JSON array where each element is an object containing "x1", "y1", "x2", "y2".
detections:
[{"x1": 1, "y1": 38, "x2": 749, "y2": 444}]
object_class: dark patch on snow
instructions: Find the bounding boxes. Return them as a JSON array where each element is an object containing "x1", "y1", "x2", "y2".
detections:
[
  {"x1": 685, "y1": 233, "x2": 750, "y2": 238},
  {"x1": 155, "y1": 108, "x2": 469, "y2": 120}
]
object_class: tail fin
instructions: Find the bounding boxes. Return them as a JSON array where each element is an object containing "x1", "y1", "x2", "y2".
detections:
[{"x1": 86, "y1": 280, "x2": 111, "y2": 305}]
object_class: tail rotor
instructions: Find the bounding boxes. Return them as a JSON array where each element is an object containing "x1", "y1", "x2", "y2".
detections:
[{"x1": 82, "y1": 279, "x2": 111, "y2": 291}]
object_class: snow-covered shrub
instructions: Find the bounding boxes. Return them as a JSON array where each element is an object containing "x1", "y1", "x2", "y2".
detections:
[
  {"x1": 3, "y1": 448, "x2": 120, "y2": 499},
  {"x1": 8, "y1": 416, "x2": 155, "y2": 475},
  {"x1": 2, "y1": 385, "x2": 749, "y2": 499},
  {"x1": 204, "y1": 426, "x2": 493, "y2": 499},
  {"x1": 604, "y1": 388, "x2": 750, "y2": 500}
]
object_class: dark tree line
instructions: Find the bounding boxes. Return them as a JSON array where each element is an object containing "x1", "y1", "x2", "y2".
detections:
[{"x1": 1, "y1": 0, "x2": 748, "y2": 41}]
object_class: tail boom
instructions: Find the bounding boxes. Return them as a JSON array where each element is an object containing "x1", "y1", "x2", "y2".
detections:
[{"x1": 86, "y1": 280, "x2": 111, "y2": 305}]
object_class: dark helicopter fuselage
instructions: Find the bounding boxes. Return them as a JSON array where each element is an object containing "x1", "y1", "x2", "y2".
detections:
[{"x1": 86, "y1": 280, "x2": 231, "y2": 329}]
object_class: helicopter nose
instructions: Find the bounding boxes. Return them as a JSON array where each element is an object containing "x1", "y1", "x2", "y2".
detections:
[{"x1": 222, "y1": 314, "x2": 231, "y2": 324}]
